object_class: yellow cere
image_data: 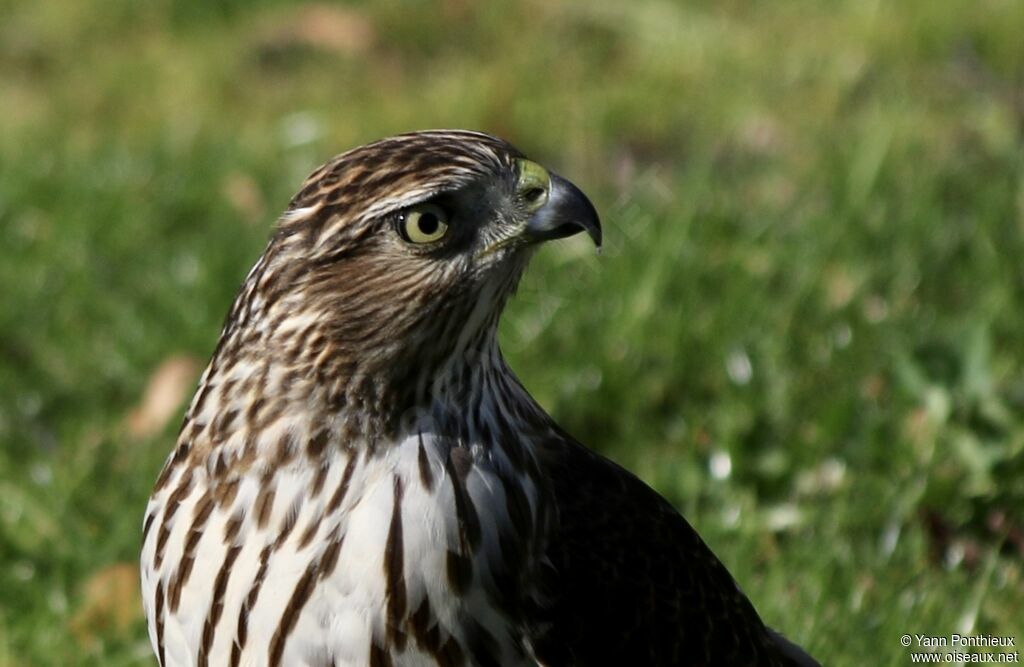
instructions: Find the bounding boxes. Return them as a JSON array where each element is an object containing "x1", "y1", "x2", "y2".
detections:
[{"x1": 515, "y1": 159, "x2": 550, "y2": 211}]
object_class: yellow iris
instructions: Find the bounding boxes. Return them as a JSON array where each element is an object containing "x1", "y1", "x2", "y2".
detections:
[{"x1": 402, "y1": 203, "x2": 449, "y2": 244}]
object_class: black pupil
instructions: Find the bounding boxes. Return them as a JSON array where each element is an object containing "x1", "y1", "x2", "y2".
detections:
[
  {"x1": 524, "y1": 187, "x2": 544, "y2": 202},
  {"x1": 418, "y1": 212, "x2": 439, "y2": 235}
]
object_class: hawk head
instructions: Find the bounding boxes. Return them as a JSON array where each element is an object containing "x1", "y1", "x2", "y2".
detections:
[{"x1": 221, "y1": 130, "x2": 600, "y2": 438}]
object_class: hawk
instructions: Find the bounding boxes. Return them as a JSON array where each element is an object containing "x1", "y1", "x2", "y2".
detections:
[{"x1": 141, "y1": 130, "x2": 818, "y2": 666}]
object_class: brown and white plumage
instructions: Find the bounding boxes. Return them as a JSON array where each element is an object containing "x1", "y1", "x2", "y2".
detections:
[{"x1": 141, "y1": 130, "x2": 817, "y2": 666}]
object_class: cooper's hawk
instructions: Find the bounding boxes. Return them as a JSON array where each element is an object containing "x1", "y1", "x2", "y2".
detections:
[{"x1": 141, "y1": 130, "x2": 818, "y2": 666}]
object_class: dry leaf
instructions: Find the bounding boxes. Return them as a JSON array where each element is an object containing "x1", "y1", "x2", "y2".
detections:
[
  {"x1": 259, "y1": 5, "x2": 375, "y2": 57},
  {"x1": 70, "y1": 562, "x2": 142, "y2": 647},
  {"x1": 736, "y1": 114, "x2": 785, "y2": 156},
  {"x1": 823, "y1": 263, "x2": 860, "y2": 310},
  {"x1": 222, "y1": 171, "x2": 266, "y2": 221},
  {"x1": 124, "y1": 355, "x2": 200, "y2": 439}
]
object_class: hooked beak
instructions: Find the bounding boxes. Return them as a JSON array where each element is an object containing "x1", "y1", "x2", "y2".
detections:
[{"x1": 523, "y1": 173, "x2": 602, "y2": 248}]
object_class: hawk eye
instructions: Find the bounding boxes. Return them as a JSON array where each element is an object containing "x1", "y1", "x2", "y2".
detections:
[{"x1": 400, "y1": 203, "x2": 450, "y2": 244}]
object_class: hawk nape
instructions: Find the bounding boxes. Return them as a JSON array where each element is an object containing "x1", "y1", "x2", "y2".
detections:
[{"x1": 141, "y1": 130, "x2": 818, "y2": 666}]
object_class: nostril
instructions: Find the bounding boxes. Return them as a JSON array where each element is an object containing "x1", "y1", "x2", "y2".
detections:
[{"x1": 522, "y1": 187, "x2": 546, "y2": 203}]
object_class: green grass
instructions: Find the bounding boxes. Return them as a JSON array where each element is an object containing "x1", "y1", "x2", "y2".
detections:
[{"x1": 2, "y1": 0, "x2": 1023, "y2": 664}]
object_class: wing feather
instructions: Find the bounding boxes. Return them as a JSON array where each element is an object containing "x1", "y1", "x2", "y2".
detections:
[{"x1": 533, "y1": 431, "x2": 818, "y2": 667}]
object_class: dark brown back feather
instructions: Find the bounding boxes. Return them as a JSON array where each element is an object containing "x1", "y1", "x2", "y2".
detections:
[{"x1": 534, "y1": 431, "x2": 816, "y2": 667}]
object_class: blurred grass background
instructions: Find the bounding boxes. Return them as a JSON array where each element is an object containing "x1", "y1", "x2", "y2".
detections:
[{"x1": 1, "y1": 0, "x2": 1023, "y2": 664}]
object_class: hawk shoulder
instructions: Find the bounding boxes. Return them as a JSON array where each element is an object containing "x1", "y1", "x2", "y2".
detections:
[{"x1": 533, "y1": 429, "x2": 817, "y2": 667}]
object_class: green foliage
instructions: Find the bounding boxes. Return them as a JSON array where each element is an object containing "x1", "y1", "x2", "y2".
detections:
[{"x1": 1, "y1": 0, "x2": 1022, "y2": 664}]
